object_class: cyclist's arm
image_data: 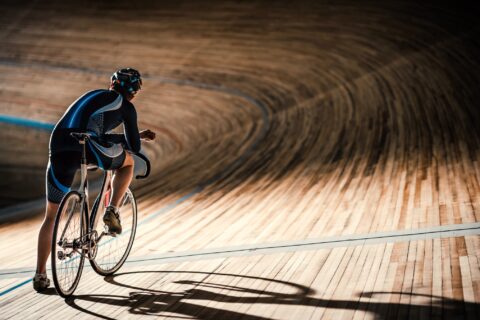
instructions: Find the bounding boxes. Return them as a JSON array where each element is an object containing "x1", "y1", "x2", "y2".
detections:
[{"x1": 122, "y1": 102, "x2": 141, "y2": 153}]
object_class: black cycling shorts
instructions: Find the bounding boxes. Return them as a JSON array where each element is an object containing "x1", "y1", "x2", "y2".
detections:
[{"x1": 46, "y1": 145, "x2": 126, "y2": 204}]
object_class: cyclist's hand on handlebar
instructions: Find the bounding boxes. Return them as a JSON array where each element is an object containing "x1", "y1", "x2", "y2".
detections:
[{"x1": 140, "y1": 129, "x2": 156, "y2": 141}]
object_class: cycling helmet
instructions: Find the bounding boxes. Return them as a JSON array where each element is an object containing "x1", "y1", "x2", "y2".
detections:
[{"x1": 110, "y1": 68, "x2": 142, "y2": 96}]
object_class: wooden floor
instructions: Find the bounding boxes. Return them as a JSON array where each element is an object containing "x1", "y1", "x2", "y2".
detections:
[{"x1": 0, "y1": 0, "x2": 479, "y2": 318}]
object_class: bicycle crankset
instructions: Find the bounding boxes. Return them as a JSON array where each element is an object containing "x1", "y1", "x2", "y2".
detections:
[{"x1": 88, "y1": 230, "x2": 99, "y2": 260}]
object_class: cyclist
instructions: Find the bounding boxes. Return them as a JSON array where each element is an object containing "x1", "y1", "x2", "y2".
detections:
[{"x1": 33, "y1": 68, "x2": 156, "y2": 292}]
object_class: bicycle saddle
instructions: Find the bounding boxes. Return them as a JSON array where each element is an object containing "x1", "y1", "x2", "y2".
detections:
[{"x1": 70, "y1": 132, "x2": 92, "y2": 141}]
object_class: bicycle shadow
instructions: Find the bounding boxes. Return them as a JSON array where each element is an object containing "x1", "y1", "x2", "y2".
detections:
[{"x1": 62, "y1": 270, "x2": 479, "y2": 320}]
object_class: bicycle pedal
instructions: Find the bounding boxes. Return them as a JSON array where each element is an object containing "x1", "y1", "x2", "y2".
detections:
[
  {"x1": 107, "y1": 231, "x2": 117, "y2": 237},
  {"x1": 104, "y1": 225, "x2": 117, "y2": 237}
]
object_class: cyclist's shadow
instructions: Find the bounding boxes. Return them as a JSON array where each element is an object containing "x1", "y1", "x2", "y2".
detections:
[
  {"x1": 64, "y1": 289, "x2": 272, "y2": 320},
  {"x1": 61, "y1": 270, "x2": 477, "y2": 320}
]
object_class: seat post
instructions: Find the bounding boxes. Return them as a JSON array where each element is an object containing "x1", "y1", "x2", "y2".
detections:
[
  {"x1": 79, "y1": 138, "x2": 88, "y2": 195},
  {"x1": 80, "y1": 139, "x2": 87, "y2": 165}
]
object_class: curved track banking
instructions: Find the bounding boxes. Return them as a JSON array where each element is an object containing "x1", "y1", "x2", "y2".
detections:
[{"x1": 0, "y1": 0, "x2": 480, "y2": 319}]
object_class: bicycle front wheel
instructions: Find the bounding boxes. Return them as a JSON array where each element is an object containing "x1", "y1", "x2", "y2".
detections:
[
  {"x1": 51, "y1": 191, "x2": 87, "y2": 297},
  {"x1": 90, "y1": 188, "x2": 137, "y2": 276}
]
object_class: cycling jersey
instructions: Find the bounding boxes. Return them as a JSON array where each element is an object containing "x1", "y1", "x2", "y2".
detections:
[
  {"x1": 50, "y1": 89, "x2": 140, "y2": 155},
  {"x1": 46, "y1": 89, "x2": 141, "y2": 203}
]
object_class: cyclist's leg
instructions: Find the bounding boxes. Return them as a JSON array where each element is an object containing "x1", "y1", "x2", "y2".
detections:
[
  {"x1": 110, "y1": 152, "x2": 134, "y2": 208},
  {"x1": 36, "y1": 201, "x2": 59, "y2": 275},
  {"x1": 36, "y1": 152, "x2": 79, "y2": 275},
  {"x1": 86, "y1": 144, "x2": 133, "y2": 233},
  {"x1": 85, "y1": 144, "x2": 133, "y2": 209}
]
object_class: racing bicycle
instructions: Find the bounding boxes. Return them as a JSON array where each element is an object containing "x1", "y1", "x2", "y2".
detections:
[{"x1": 51, "y1": 132, "x2": 149, "y2": 297}]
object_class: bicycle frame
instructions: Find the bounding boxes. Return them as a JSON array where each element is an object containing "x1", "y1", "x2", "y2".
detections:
[
  {"x1": 90, "y1": 170, "x2": 113, "y2": 238},
  {"x1": 59, "y1": 135, "x2": 114, "y2": 255}
]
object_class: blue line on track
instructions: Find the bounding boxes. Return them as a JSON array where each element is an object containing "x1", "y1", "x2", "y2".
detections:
[
  {"x1": 0, "y1": 278, "x2": 32, "y2": 297},
  {"x1": 0, "y1": 62, "x2": 269, "y2": 298},
  {"x1": 0, "y1": 114, "x2": 54, "y2": 131}
]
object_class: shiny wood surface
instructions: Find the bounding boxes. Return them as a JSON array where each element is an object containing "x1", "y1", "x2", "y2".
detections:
[{"x1": 0, "y1": 1, "x2": 479, "y2": 318}]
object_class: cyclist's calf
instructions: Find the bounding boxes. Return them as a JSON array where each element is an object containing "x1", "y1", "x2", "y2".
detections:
[
  {"x1": 36, "y1": 201, "x2": 60, "y2": 274},
  {"x1": 110, "y1": 152, "x2": 135, "y2": 209}
]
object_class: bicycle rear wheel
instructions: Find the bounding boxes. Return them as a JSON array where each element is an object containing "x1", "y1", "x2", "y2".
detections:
[
  {"x1": 90, "y1": 188, "x2": 137, "y2": 276},
  {"x1": 51, "y1": 191, "x2": 87, "y2": 297}
]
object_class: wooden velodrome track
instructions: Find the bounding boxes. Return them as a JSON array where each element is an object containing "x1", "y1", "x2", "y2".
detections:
[{"x1": 0, "y1": 0, "x2": 479, "y2": 319}]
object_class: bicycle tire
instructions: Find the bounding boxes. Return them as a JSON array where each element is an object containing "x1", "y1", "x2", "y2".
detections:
[
  {"x1": 90, "y1": 188, "x2": 137, "y2": 276},
  {"x1": 51, "y1": 191, "x2": 87, "y2": 297}
]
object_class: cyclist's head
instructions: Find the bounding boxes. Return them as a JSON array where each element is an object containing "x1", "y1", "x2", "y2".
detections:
[{"x1": 110, "y1": 68, "x2": 142, "y2": 100}]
